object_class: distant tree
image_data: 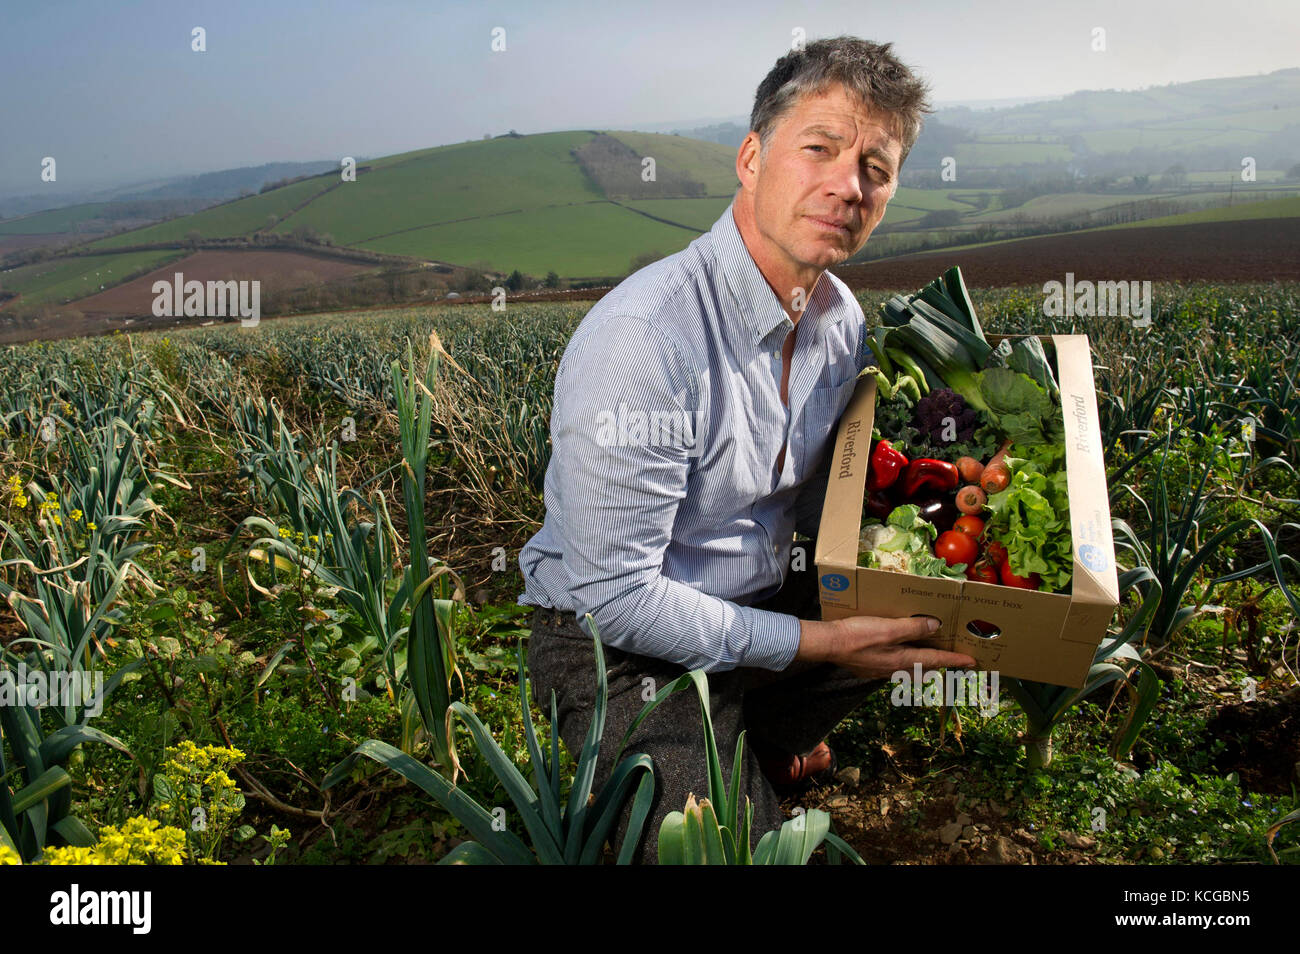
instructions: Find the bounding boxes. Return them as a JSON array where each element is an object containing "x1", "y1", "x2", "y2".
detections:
[
  {"x1": 505, "y1": 269, "x2": 525, "y2": 291},
  {"x1": 1133, "y1": 174, "x2": 1150, "y2": 190},
  {"x1": 185, "y1": 229, "x2": 202, "y2": 248},
  {"x1": 290, "y1": 225, "x2": 327, "y2": 245},
  {"x1": 1160, "y1": 164, "x2": 1188, "y2": 189},
  {"x1": 1286, "y1": 162, "x2": 1300, "y2": 181},
  {"x1": 544, "y1": 270, "x2": 560, "y2": 288}
]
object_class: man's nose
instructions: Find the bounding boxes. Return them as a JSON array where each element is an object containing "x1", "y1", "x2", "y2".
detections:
[{"x1": 827, "y1": 157, "x2": 864, "y2": 205}]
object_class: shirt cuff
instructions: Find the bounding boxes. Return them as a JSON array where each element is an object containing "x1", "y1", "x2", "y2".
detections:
[{"x1": 737, "y1": 606, "x2": 803, "y2": 671}]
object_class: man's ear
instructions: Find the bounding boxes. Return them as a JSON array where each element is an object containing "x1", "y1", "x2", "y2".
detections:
[{"x1": 736, "y1": 132, "x2": 762, "y2": 191}]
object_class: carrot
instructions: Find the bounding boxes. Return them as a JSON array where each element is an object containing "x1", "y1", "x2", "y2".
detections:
[
  {"x1": 980, "y1": 439, "x2": 1014, "y2": 494},
  {"x1": 956, "y1": 456, "x2": 984, "y2": 484},
  {"x1": 981, "y1": 464, "x2": 1010, "y2": 494},
  {"x1": 956, "y1": 484, "x2": 987, "y2": 514}
]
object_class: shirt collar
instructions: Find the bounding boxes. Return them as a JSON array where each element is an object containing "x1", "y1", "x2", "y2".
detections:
[{"x1": 711, "y1": 197, "x2": 849, "y2": 349}]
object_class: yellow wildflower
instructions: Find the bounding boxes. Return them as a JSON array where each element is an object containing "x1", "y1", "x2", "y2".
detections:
[{"x1": 41, "y1": 845, "x2": 103, "y2": 865}]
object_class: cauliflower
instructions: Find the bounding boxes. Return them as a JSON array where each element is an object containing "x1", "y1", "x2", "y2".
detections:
[{"x1": 858, "y1": 504, "x2": 968, "y2": 580}]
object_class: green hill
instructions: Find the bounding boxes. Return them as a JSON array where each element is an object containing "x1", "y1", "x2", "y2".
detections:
[
  {"x1": 0, "y1": 203, "x2": 118, "y2": 236},
  {"x1": 934, "y1": 69, "x2": 1300, "y2": 169},
  {"x1": 89, "y1": 175, "x2": 340, "y2": 249},
  {"x1": 71, "y1": 130, "x2": 744, "y2": 280}
]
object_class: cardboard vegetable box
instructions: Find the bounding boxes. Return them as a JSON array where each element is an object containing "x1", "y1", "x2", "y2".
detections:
[{"x1": 814, "y1": 334, "x2": 1118, "y2": 688}]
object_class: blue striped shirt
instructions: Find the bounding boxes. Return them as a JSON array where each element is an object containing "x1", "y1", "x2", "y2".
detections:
[{"x1": 518, "y1": 197, "x2": 869, "y2": 673}]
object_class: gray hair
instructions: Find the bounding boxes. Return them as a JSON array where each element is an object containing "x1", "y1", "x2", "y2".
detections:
[{"x1": 749, "y1": 36, "x2": 932, "y2": 168}]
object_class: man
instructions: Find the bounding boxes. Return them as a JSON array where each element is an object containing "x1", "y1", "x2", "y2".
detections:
[{"x1": 518, "y1": 36, "x2": 977, "y2": 863}]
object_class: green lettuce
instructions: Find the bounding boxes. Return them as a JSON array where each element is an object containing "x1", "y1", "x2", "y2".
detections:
[{"x1": 985, "y1": 452, "x2": 1073, "y2": 592}]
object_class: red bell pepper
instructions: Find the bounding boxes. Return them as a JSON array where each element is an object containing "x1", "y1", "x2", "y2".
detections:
[
  {"x1": 867, "y1": 440, "x2": 908, "y2": 491},
  {"x1": 901, "y1": 458, "x2": 960, "y2": 498}
]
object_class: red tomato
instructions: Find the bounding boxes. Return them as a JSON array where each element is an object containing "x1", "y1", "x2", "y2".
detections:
[
  {"x1": 965, "y1": 561, "x2": 999, "y2": 584},
  {"x1": 935, "y1": 530, "x2": 978, "y2": 568},
  {"x1": 953, "y1": 515, "x2": 985, "y2": 538},
  {"x1": 985, "y1": 541, "x2": 1009, "y2": 565},
  {"x1": 999, "y1": 561, "x2": 1042, "y2": 590}
]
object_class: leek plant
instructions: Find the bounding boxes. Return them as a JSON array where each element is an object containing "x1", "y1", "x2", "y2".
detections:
[
  {"x1": 231, "y1": 395, "x2": 329, "y2": 542},
  {"x1": 217, "y1": 341, "x2": 463, "y2": 761},
  {"x1": 631, "y1": 669, "x2": 864, "y2": 864},
  {"x1": 0, "y1": 685, "x2": 131, "y2": 863},
  {"x1": 1005, "y1": 567, "x2": 1164, "y2": 770},
  {"x1": 323, "y1": 612, "x2": 863, "y2": 864},
  {"x1": 1112, "y1": 434, "x2": 1300, "y2": 646},
  {"x1": 322, "y1": 631, "x2": 656, "y2": 864},
  {"x1": 0, "y1": 462, "x2": 142, "y2": 861},
  {"x1": 393, "y1": 336, "x2": 460, "y2": 769}
]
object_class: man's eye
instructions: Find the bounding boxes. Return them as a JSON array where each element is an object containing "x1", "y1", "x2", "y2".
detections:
[{"x1": 805, "y1": 144, "x2": 828, "y2": 153}]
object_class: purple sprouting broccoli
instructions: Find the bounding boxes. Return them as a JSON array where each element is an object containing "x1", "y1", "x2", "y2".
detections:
[{"x1": 913, "y1": 388, "x2": 980, "y2": 448}]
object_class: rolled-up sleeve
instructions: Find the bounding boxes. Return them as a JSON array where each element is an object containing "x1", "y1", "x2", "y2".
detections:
[{"x1": 554, "y1": 314, "x2": 801, "y2": 673}]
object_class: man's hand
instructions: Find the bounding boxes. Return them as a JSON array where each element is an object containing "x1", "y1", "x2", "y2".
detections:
[{"x1": 796, "y1": 615, "x2": 978, "y2": 681}]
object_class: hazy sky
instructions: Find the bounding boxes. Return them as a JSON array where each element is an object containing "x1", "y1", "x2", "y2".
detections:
[{"x1": 3, "y1": 0, "x2": 1298, "y2": 195}]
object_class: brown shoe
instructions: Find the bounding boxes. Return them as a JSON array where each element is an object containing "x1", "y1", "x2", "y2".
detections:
[{"x1": 754, "y1": 740, "x2": 837, "y2": 792}]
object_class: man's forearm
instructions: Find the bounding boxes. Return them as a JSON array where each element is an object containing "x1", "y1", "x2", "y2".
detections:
[
  {"x1": 795, "y1": 617, "x2": 843, "y2": 666},
  {"x1": 577, "y1": 573, "x2": 802, "y2": 674}
]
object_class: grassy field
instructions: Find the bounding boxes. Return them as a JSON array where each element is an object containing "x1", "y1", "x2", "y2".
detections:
[
  {"x1": 967, "y1": 191, "x2": 1184, "y2": 223},
  {"x1": 1097, "y1": 194, "x2": 1300, "y2": 230},
  {"x1": 1079, "y1": 105, "x2": 1300, "y2": 154},
  {"x1": 354, "y1": 200, "x2": 700, "y2": 276},
  {"x1": 0, "y1": 203, "x2": 116, "y2": 236},
  {"x1": 89, "y1": 176, "x2": 339, "y2": 249},
  {"x1": 622, "y1": 196, "x2": 733, "y2": 230}
]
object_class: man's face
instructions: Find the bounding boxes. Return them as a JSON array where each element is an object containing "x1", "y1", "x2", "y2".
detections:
[{"x1": 744, "y1": 83, "x2": 903, "y2": 275}]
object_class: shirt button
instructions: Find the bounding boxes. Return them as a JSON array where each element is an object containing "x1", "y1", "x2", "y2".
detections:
[{"x1": 772, "y1": 543, "x2": 780, "y2": 555}]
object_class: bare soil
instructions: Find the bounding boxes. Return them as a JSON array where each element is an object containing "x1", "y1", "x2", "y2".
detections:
[
  {"x1": 0, "y1": 249, "x2": 376, "y2": 343},
  {"x1": 834, "y1": 218, "x2": 1300, "y2": 289}
]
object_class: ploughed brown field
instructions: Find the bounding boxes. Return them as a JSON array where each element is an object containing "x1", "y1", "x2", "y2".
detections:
[
  {"x1": 0, "y1": 249, "x2": 375, "y2": 343},
  {"x1": 454, "y1": 217, "x2": 1300, "y2": 303},
  {"x1": 834, "y1": 217, "x2": 1300, "y2": 289}
]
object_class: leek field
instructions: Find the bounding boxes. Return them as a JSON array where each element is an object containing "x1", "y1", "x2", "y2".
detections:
[{"x1": 1, "y1": 282, "x2": 1297, "y2": 865}]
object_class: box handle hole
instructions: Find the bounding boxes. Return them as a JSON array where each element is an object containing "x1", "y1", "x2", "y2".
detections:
[{"x1": 966, "y1": 619, "x2": 1002, "y2": 639}]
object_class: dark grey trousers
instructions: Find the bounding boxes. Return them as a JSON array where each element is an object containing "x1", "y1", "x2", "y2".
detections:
[{"x1": 525, "y1": 554, "x2": 883, "y2": 864}]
